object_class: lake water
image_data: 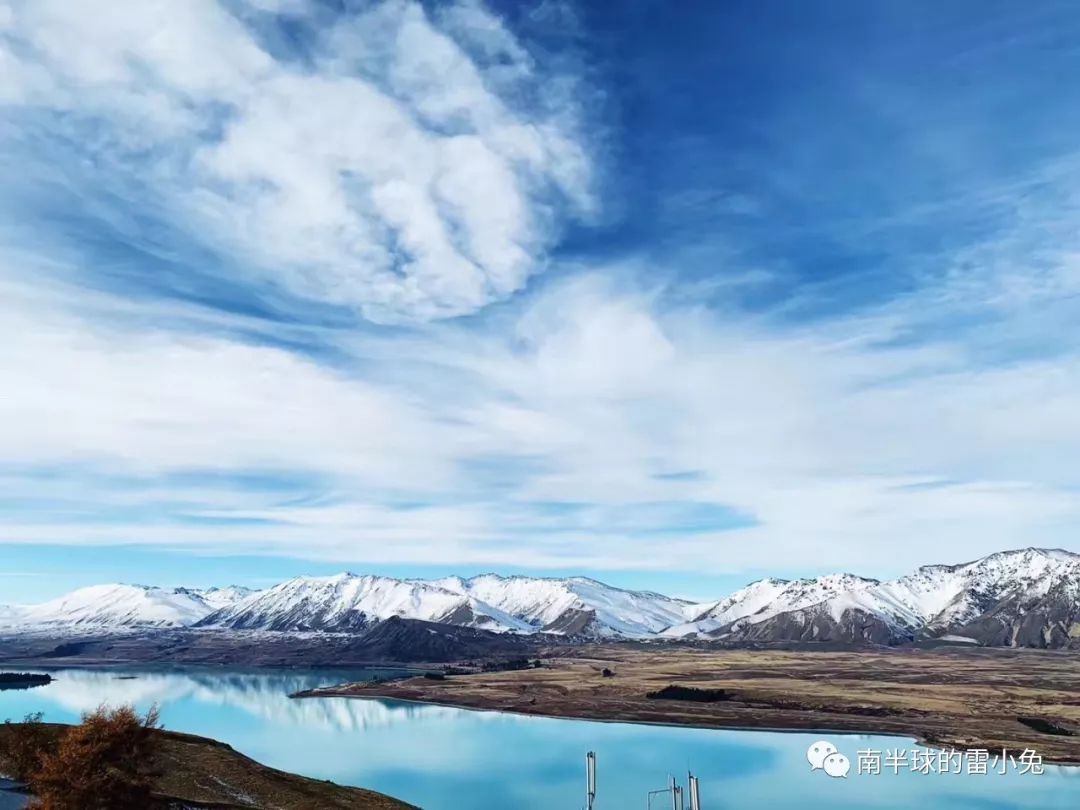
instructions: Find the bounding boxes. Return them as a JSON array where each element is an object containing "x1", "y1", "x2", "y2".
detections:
[{"x1": 1, "y1": 667, "x2": 1077, "y2": 809}]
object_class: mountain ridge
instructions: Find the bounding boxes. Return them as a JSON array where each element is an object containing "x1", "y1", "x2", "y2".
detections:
[{"x1": 2, "y1": 547, "x2": 1078, "y2": 648}]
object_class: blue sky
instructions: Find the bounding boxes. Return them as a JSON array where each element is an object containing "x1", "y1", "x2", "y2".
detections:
[{"x1": 2, "y1": 0, "x2": 1080, "y2": 603}]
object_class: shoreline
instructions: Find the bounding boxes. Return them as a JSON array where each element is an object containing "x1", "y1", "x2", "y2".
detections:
[
  {"x1": 5, "y1": 644, "x2": 1080, "y2": 766},
  {"x1": 293, "y1": 646, "x2": 1080, "y2": 766},
  {"x1": 293, "y1": 687, "x2": 1007, "y2": 764},
  {"x1": 297, "y1": 689, "x2": 928, "y2": 743}
]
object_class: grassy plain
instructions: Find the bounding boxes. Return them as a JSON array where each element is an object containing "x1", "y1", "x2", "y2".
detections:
[{"x1": 298, "y1": 645, "x2": 1080, "y2": 764}]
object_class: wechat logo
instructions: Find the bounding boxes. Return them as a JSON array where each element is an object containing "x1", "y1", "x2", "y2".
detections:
[{"x1": 807, "y1": 740, "x2": 850, "y2": 778}]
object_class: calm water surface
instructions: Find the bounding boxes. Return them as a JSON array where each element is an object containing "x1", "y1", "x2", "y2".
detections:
[{"x1": 1, "y1": 667, "x2": 1077, "y2": 809}]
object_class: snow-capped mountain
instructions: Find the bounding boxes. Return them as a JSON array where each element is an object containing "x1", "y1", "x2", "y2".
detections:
[
  {"x1": 660, "y1": 578, "x2": 790, "y2": 638},
  {"x1": 886, "y1": 548, "x2": 1080, "y2": 645},
  {"x1": 734, "y1": 574, "x2": 883, "y2": 627},
  {"x1": 724, "y1": 584, "x2": 927, "y2": 645},
  {"x1": 196, "y1": 574, "x2": 536, "y2": 634},
  {"x1": 433, "y1": 574, "x2": 693, "y2": 638},
  {"x1": 197, "y1": 573, "x2": 693, "y2": 638},
  {"x1": 20, "y1": 584, "x2": 215, "y2": 628},
  {"x1": 3, "y1": 548, "x2": 1078, "y2": 648},
  {"x1": 676, "y1": 548, "x2": 1080, "y2": 648},
  {"x1": 14, "y1": 583, "x2": 256, "y2": 629},
  {"x1": 664, "y1": 574, "x2": 887, "y2": 638},
  {"x1": 883, "y1": 548, "x2": 1080, "y2": 630}
]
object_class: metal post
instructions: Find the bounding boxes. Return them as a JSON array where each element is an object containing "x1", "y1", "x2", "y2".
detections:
[
  {"x1": 688, "y1": 773, "x2": 700, "y2": 810},
  {"x1": 586, "y1": 751, "x2": 597, "y2": 810},
  {"x1": 669, "y1": 776, "x2": 680, "y2": 810}
]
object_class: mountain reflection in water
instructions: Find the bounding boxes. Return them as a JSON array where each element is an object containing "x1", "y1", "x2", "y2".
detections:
[{"x1": 1, "y1": 667, "x2": 1077, "y2": 810}]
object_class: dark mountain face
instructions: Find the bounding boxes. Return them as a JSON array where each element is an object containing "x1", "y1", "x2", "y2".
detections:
[
  {"x1": 540, "y1": 608, "x2": 598, "y2": 636},
  {"x1": 352, "y1": 617, "x2": 533, "y2": 662},
  {"x1": 950, "y1": 583, "x2": 1080, "y2": 649},
  {"x1": 728, "y1": 606, "x2": 917, "y2": 646},
  {"x1": 196, "y1": 606, "x2": 374, "y2": 633}
]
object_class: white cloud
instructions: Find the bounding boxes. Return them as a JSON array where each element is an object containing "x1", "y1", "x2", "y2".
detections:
[
  {"x1": 1, "y1": 1, "x2": 1079, "y2": 581},
  {"x1": 0, "y1": 0, "x2": 593, "y2": 321},
  {"x1": 2, "y1": 256, "x2": 1079, "y2": 575}
]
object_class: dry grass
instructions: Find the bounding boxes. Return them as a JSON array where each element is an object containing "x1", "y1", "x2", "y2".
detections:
[
  {"x1": 0, "y1": 724, "x2": 414, "y2": 809},
  {"x1": 301, "y1": 646, "x2": 1080, "y2": 764},
  {"x1": 151, "y1": 730, "x2": 415, "y2": 809}
]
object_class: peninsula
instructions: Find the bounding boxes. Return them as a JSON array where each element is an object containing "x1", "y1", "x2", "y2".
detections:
[{"x1": 295, "y1": 645, "x2": 1080, "y2": 765}]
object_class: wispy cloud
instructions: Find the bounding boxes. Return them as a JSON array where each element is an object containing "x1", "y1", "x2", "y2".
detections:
[
  {"x1": 1, "y1": 257, "x2": 1078, "y2": 573},
  {"x1": 0, "y1": 1, "x2": 1079, "y2": 581}
]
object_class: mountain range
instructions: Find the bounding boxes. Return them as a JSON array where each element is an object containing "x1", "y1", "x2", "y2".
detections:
[{"x1": 2, "y1": 548, "x2": 1078, "y2": 649}]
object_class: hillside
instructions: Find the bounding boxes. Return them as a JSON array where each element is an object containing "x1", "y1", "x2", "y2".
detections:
[{"x1": 0, "y1": 723, "x2": 413, "y2": 809}]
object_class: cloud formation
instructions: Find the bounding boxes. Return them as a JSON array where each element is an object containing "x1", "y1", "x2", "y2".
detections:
[
  {"x1": 1, "y1": 1, "x2": 1079, "y2": 581},
  {"x1": 2, "y1": 260, "x2": 1079, "y2": 574},
  {"x1": 0, "y1": 0, "x2": 593, "y2": 321}
]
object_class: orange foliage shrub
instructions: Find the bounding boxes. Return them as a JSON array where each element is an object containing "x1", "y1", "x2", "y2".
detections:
[
  {"x1": 27, "y1": 704, "x2": 161, "y2": 810},
  {"x1": 0, "y1": 712, "x2": 51, "y2": 781}
]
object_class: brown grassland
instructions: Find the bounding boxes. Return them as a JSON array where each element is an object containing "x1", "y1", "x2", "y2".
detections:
[
  {"x1": 0, "y1": 718, "x2": 414, "y2": 810},
  {"x1": 297, "y1": 645, "x2": 1080, "y2": 764}
]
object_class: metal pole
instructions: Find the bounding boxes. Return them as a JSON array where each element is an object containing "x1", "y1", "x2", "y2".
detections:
[
  {"x1": 586, "y1": 751, "x2": 597, "y2": 810},
  {"x1": 688, "y1": 774, "x2": 700, "y2": 810}
]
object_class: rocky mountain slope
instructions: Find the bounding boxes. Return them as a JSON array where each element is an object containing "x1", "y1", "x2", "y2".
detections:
[{"x1": 348, "y1": 616, "x2": 533, "y2": 662}]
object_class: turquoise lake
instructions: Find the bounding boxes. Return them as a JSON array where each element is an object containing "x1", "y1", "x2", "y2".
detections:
[{"x1": 1, "y1": 667, "x2": 1077, "y2": 809}]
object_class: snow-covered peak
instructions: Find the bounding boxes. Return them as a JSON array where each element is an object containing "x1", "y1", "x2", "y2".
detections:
[
  {"x1": 952, "y1": 547, "x2": 1080, "y2": 586},
  {"x1": 658, "y1": 573, "x2": 875, "y2": 638},
  {"x1": 707, "y1": 549, "x2": 1080, "y2": 644},
  {"x1": 198, "y1": 573, "x2": 533, "y2": 634},
  {"x1": 5, "y1": 548, "x2": 1078, "y2": 645},
  {"x1": 814, "y1": 585, "x2": 925, "y2": 627},
  {"x1": 19, "y1": 584, "x2": 215, "y2": 628},
  {"x1": 879, "y1": 547, "x2": 1080, "y2": 629},
  {"x1": 451, "y1": 573, "x2": 690, "y2": 637},
  {"x1": 192, "y1": 586, "x2": 259, "y2": 612},
  {"x1": 701, "y1": 578, "x2": 791, "y2": 615},
  {"x1": 741, "y1": 573, "x2": 878, "y2": 622},
  {"x1": 427, "y1": 575, "x2": 469, "y2": 592}
]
